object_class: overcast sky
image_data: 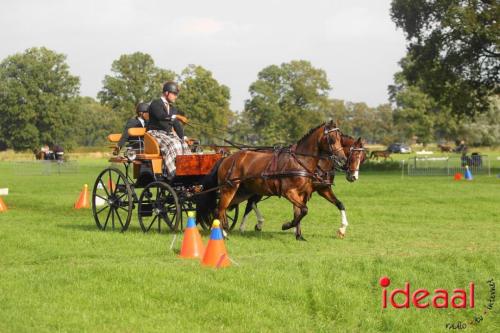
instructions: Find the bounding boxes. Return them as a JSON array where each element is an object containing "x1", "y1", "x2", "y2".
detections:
[{"x1": 0, "y1": 0, "x2": 407, "y2": 110}]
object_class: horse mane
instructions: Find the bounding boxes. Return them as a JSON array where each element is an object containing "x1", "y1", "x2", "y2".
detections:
[
  {"x1": 296, "y1": 122, "x2": 326, "y2": 146},
  {"x1": 341, "y1": 133, "x2": 354, "y2": 141}
]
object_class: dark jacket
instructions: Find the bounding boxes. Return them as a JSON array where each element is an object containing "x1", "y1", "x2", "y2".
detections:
[
  {"x1": 147, "y1": 98, "x2": 184, "y2": 138},
  {"x1": 118, "y1": 117, "x2": 147, "y2": 148}
]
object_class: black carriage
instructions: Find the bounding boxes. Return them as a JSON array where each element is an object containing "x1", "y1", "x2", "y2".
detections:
[{"x1": 91, "y1": 127, "x2": 238, "y2": 233}]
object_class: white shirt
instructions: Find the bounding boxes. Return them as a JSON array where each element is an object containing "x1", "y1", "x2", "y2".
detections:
[
  {"x1": 160, "y1": 96, "x2": 170, "y2": 115},
  {"x1": 138, "y1": 117, "x2": 145, "y2": 127}
]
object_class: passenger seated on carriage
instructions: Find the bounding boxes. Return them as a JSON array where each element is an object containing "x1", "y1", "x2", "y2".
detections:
[
  {"x1": 52, "y1": 144, "x2": 64, "y2": 161},
  {"x1": 113, "y1": 102, "x2": 150, "y2": 155},
  {"x1": 147, "y1": 81, "x2": 190, "y2": 178}
]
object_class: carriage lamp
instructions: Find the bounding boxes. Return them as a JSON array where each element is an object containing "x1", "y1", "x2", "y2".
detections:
[{"x1": 126, "y1": 147, "x2": 137, "y2": 161}]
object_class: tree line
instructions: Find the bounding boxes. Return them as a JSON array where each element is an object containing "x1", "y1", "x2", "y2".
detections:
[{"x1": 0, "y1": 1, "x2": 498, "y2": 151}]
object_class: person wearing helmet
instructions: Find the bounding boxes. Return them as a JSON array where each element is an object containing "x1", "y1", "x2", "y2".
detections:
[
  {"x1": 113, "y1": 102, "x2": 150, "y2": 155},
  {"x1": 147, "y1": 81, "x2": 190, "y2": 177}
]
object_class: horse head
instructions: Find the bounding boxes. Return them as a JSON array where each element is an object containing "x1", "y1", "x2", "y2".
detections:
[
  {"x1": 345, "y1": 137, "x2": 366, "y2": 182},
  {"x1": 319, "y1": 120, "x2": 346, "y2": 162}
]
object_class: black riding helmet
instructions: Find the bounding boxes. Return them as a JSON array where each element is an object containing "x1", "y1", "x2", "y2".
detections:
[
  {"x1": 162, "y1": 81, "x2": 179, "y2": 95},
  {"x1": 136, "y1": 102, "x2": 149, "y2": 115}
]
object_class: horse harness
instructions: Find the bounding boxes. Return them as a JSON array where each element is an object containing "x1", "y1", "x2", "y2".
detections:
[
  {"x1": 225, "y1": 127, "x2": 346, "y2": 195},
  {"x1": 194, "y1": 127, "x2": 359, "y2": 196}
]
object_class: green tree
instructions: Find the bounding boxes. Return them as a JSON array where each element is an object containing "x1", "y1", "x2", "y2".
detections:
[
  {"x1": 98, "y1": 52, "x2": 175, "y2": 121},
  {"x1": 74, "y1": 97, "x2": 121, "y2": 147},
  {"x1": 368, "y1": 104, "x2": 398, "y2": 145},
  {"x1": 176, "y1": 65, "x2": 233, "y2": 144},
  {"x1": 0, "y1": 47, "x2": 80, "y2": 151},
  {"x1": 457, "y1": 97, "x2": 500, "y2": 145},
  {"x1": 393, "y1": 85, "x2": 435, "y2": 145},
  {"x1": 391, "y1": 0, "x2": 499, "y2": 117},
  {"x1": 243, "y1": 60, "x2": 331, "y2": 145},
  {"x1": 324, "y1": 99, "x2": 352, "y2": 133}
]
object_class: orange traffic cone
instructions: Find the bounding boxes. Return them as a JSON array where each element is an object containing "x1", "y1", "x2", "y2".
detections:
[
  {"x1": 74, "y1": 184, "x2": 90, "y2": 209},
  {"x1": 0, "y1": 197, "x2": 8, "y2": 212},
  {"x1": 201, "y1": 219, "x2": 230, "y2": 268},
  {"x1": 179, "y1": 212, "x2": 205, "y2": 259}
]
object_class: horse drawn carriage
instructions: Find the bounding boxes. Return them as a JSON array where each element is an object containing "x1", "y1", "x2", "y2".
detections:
[
  {"x1": 92, "y1": 120, "x2": 366, "y2": 240},
  {"x1": 91, "y1": 127, "x2": 239, "y2": 233}
]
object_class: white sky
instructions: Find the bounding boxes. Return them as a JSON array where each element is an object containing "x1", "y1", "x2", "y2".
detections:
[{"x1": 0, "y1": 0, "x2": 407, "y2": 110}]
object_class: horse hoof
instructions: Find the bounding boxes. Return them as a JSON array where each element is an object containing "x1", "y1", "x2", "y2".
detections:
[
  {"x1": 296, "y1": 235, "x2": 307, "y2": 241},
  {"x1": 254, "y1": 224, "x2": 262, "y2": 232},
  {"x1": 336, "y1": 230, "x2": 345, "y2": 239},
  {"x1": 282, "y1": 223, "x2": 290, "y2": 230}
]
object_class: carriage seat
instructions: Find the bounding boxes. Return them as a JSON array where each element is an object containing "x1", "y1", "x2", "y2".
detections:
[
  {"x1": 128, "y1": 128, "x2": 161, "y2": 160},
  {"x1": 107, "y1": 133, "x2": 121, "y2": 143}
]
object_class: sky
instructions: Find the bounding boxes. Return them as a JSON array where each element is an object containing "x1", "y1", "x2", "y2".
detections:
[{"x1": 0, "y1": 0, "x2": 407, "y2": 110}]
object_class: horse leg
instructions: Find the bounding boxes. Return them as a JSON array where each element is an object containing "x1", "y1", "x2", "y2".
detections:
[
  {"x1": 239, "y1": 195, "x2": 263, "y2": 232},
  {"x1": 317, "y1": 187, "x2": 348, "y2": 239},
  {"x1": 239, "y1": 199, "x2": 254, "y2": 232},
  {"x1": 281, "y1": 191, "x2": 308, "y2": 241},
  {"x1": 217, "y1": 186, "x2": 239, "y2": 237},
  {"x1": 253, "y1": 201, "x2": 265, "y2": 232}
]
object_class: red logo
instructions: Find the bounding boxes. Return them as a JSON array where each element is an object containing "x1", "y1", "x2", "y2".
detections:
[{"x1": 380, "y1": 277, "x2": 475, "y2": 309}]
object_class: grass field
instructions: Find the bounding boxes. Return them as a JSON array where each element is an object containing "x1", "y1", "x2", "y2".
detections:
[{"x1": 0, "y1": 159, "x2": 499, "y2": 332}]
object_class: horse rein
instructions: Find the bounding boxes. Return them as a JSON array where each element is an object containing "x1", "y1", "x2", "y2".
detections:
[{"x1": 344, "y1": 146, "x2": 366, "y2": 173}]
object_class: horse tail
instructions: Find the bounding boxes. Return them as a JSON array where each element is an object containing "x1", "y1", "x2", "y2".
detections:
[{"x1": 196, "y1": 158, "x2": 223, "y2": 227}]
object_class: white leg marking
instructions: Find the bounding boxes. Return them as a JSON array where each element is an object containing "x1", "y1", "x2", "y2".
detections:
[
  {"x1": 254, "y1": 203, "x2": 265, "y2": 229},
  {"x1": 239, "y1": 213, "x2": 249, "y2": 232},
  {"x1": 338, "y1": 210, "x2": 348, "y2": 237},
  {"x1": 341, "y1": 210, "x2": 348, "y2": 227}
]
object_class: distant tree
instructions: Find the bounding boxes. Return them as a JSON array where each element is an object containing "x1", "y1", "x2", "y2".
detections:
[
  {"x1": 74, "y1": 97, "x2": 121, "y2": 147},
  {"x1": 372, "y1": 104, "x2": 398, "y2": 145},
  {"x1": 0, "y1": 47, "x2": 80, "y2": 151},
  {"x1": 324, "y1": 99, "x2": 352, "y2": 132},
  {"x1": 347, "y1": 102, "x2": 375, "y2": 139},
  {"x1": 393, "y1": 85, "x2": 435, "y2": 145},
  {"x1": 458, "y1": 97, "x2": 500, "y2": 145},
  {"x1": 175, "y1": 65, "x2": 233, "y2": 144},
  {"x1": 391, "y1": 0, "x2": 499, "y2": 117},
  {"x1": 243, "y1": 60, "x2": 331, "y2": 145},
  {"x1": 228, "y1": 111, "x2": 256, "y2": 145},
  {"x1": 98, "y1": 52, "x2": 175, "y2": 121}
]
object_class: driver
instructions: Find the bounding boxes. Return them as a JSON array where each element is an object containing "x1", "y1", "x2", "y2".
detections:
[{"x1": 147, "y1": 81, "x2": 190, "y2": 178}]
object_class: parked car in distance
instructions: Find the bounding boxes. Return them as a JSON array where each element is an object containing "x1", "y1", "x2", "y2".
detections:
[{"x1": 387, "y1": 143, "x2": 411, "y2": 153}]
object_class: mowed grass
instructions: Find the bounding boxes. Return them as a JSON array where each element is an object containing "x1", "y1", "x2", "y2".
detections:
[{"x1": 0, "y1": 160, "x2": 499, "y2": 333}]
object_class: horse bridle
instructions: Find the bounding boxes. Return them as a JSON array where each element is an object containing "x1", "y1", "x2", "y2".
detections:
[
  {"x1": 344, "y1": 146, "x2": 366, "y2": 173},
  {"x1": 323, "y1": 126, "x2": 346, "y2": 168}
]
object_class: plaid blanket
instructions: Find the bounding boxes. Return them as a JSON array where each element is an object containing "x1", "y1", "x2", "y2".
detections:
[{"x1": 148, "y1": 130, "x2": 191, "y2": 176}]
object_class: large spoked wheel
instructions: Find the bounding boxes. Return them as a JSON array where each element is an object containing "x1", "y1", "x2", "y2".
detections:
[
  {"x1": 200, "y1": 205, "x2": 239, "y2": 231},
  {"x1": 138, "y1": 181, "x2": 181, "y2": 233},
  {"x1": 92, "y1": 167, "x2": 133, "y2": 232}
]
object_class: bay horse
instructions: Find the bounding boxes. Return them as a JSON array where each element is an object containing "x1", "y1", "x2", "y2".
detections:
[
  {"x1": 238, "y1": 135, "x2": 366, "y2": 238},
  {"x1": 196, "y1": 121, "x2": 346, "y2": 240},
  {"x1": 438, "y1": 144, "x2": 452, "y2": 153},
  {"x1": 370, "y1": 150, "x2": 392, "y2": 161}
]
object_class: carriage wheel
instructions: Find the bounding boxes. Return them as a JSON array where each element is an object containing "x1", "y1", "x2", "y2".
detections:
[
  {"x1": 138, "y1": 181, "x2": 181, "y2": 233},
  {"x1": 199, "y1": 205, "x2": 239, "y2": 231},
  {"x1": 92, "y1": 167, "x2": 133, "y2": 232}
]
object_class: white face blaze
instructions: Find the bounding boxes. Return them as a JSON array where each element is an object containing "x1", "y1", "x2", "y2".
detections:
[{"x1": 353, "y1": 159, "x2": 360, "y2": 180}]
